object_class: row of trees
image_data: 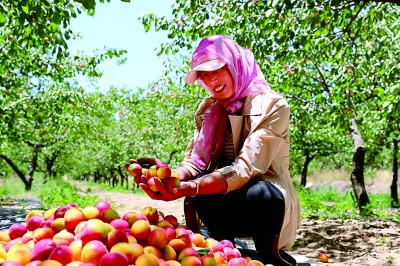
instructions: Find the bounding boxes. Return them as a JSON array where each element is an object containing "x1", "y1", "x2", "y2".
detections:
[
  {"x1": 0, "y1": 0, "x2": 128, "y2": 190},
  {"x1": 1, "y1": 0, "x2": 399, "y2": 215}
]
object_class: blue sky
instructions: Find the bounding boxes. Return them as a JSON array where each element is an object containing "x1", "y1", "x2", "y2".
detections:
[{"x1": 67, "y1": 1, "x2": 173, "y2": 90}]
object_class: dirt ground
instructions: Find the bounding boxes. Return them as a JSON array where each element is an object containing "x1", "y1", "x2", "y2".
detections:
[{"x1": 83, "y1": 174, "x2": 400, "y2": 266}]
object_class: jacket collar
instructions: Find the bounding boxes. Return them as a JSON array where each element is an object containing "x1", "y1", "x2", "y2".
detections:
[{"x1": 242, "y1": 93, "x2": 263, "y2": 116}]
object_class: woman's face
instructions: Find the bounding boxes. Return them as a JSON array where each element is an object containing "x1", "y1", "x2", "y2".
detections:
[{"x1": 198, "y1": 65, "x2": 234, "y2": 100}]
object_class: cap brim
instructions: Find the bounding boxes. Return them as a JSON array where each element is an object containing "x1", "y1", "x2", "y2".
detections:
[{"x1": 185, "y1": 59, "x2": 226, "y2": 84}]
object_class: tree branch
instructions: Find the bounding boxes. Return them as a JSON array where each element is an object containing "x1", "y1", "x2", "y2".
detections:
[{"x1": 306, "y1": 56, "x2": 330, "y2": 93}]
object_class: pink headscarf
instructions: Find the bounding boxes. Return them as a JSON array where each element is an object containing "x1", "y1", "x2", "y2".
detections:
[{"x1": 190, "y1": 35, "x2": 272, "y2": 170}]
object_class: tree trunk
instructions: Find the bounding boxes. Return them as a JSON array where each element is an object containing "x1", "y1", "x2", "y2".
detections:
[
  {"x1": 26, "y1": 144, "x2": 41, "y2": 191},
  {"x1": 391, "y1": 138, "x2": 399, "y2": 207},
  {"x1": 45, "y1": 150, "x2": 61, "y2": 178},
  {"x1": 119, "y1": 171, "x2": 124, "y2": 187},
  {"x1": 300, "y1": 150, "x2": 315, "y2": 187},
  {"x1": 349, "y1": 119, "x2": 370, "y2": 215},
  {"x1": 111, "y1": 170, "x2": 117, "y2": 187},
  {"x1": 94, "y1": 171, "x2": 100, "y2": 183},
  {"x1": 116, "y1": 166, "x2": 129, "y2": 190},
  {"x1": 0, "y1": 154, "x2": 30, "y2": 190}
]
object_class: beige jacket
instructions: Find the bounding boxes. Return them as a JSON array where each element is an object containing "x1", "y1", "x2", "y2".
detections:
[{"x1": 180, "y1": 91, "x2": 301, "y2": 252}]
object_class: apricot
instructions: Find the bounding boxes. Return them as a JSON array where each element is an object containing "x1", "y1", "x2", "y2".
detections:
[
  {"x1": 131, "y1": 220, "x2": 151, "y2": 241},
  {"x1": 26, "y1": 211, "x2": 44, "y2": 222},
  {"x1": 135, "y1": 253, "x2": 159, "y2": 266},
  {"x1": 80, "y1": 240, "x2": 107, "y2": 265},
  {"x1": 110, "y1": 242, "x2": 136, "y2": 263},
  {"x1": 94, "y1": 200, "x2": 111, "y2": 213},
  {"x1": 148, "y1": 228, "x2": 168, "y2": 250},
  {"x1": 161, "y1": 245, "x2": 177, "y2": 261},
  {"x1": 48, "y1": 246, "x2": 74, "y2": 265},
  {"x1": 6, "y1": 243, "x2": 32, "y2": 266},
  {"x1": 8, "y1": 224, "x2": 27, "y2": 240},
  {"x1": 181, "y1": 256, "x2": 202, "y2": 266},
  {"x1": 64, "y1": 207, "x2": 86, "y2": 231},
  {"x1": 99, "y1": 252, "x2": 129, "y2": 266},
  {"x1": 82, "y1": 206, "x2": 101, "y2": 220}
]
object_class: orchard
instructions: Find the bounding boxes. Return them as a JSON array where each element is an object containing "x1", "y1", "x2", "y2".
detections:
[
  {"x1": 1, "y1": 0, "x2": 399, "y2": 265},
  {"x1": 0, "y1": 200, "x2": 266, "y2": 266}
]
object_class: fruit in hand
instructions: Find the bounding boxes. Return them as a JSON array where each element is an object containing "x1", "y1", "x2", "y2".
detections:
[
  {"x1": 146, "y1": 167, "x2": 158, "y2": 178},
  {"x1": 319, "y1": 253, "x2": 329, "y2": 263},
  {"x1": 147, "y1": 177, "x2": 159, "y2": 192},
  {"x1": 126, "y1": 160, "x2": 180, "y2": 192},
  {"x1": 127, "y1": 163, "x2": 142, "y2": 177},
  {"x1": 165, "y1": 176, "x2": 181, "y2": 191},
  {"x1": 157, "y1": 166, "x2": 172, "y2": 180}
]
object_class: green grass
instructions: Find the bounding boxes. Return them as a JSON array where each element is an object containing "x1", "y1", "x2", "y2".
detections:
[
  {"x1": 0, "y1": 176, "x2": 34, "y2": 201},
  {"x1": 297, "y1": 185, "x2": 400, "y2": 223},
  {"x1": 35, "y1": 180, "x2": 103, "y2": 210}
]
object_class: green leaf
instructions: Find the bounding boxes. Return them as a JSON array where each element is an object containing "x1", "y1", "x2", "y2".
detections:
[
  {"x1": 144, "y1": 23, "x2": 151, "y2": 32},
  {"x1": 373, "y1": 87, "x2": 384, "y2": 96},
  {"x1": 265, "y1": 9, "x2": 274, "y2": 17},
  {"x1": 22, "y1": 5, "x2": 29, "y2": 14},
  {"x1": 193, "y1": 247, "x2": 210, "y2": 255},
  {"x1": 382, "y1": 101, "x2": 391, "y2": 108},
  {"x1": 0, "y1": 13, "x2": 6, "y2": 25}
]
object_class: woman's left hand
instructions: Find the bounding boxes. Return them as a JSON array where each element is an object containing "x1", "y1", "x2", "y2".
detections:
[{"x1": 139, "y1": 177, "x2": 193, "y2": 201}]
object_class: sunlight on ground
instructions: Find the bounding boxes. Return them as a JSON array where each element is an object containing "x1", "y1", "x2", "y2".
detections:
[
  {"x1": 296, "y1": 169, "x2": 395, "y2": 194},
  {"x1": 306, "y1": 169, "x2": 393, "y2": 183}
]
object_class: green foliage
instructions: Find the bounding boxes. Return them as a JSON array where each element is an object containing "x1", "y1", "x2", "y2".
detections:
[
  {"x1": 36, "y1": 179, "x2": 101, "y2": 210},
  {"x1": 0, "y1": 0, "x2": 126, "y2": 191},
  {"x1": 117, "y1": 79, "x2": 207, "y2": 168}
]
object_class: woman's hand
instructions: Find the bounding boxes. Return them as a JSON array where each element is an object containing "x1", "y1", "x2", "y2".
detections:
[{"x1": 139, "y1": 177, "x2": 194, "y2": 202}]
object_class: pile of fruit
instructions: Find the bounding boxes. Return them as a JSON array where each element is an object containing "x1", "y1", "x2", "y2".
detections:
[
  {"x1": 126, "y1": 162, "x2": 180, "y2": 192},
  {"x1": 0, "y1": 200, "x2": 266, "y2": 266}
]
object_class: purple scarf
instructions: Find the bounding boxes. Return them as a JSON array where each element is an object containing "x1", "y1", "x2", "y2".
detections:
[{"x1": 190, "y1": 35, "x2": 272, "y2": 170}]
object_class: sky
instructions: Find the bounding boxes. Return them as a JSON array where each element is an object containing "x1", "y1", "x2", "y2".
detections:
[{"x1": 67, "y1": 0, "x2": 173, "y2": 90}]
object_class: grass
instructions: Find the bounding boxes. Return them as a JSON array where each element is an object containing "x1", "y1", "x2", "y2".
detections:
[
  {"x1": 36, "y1": 180, "x2": 103, "y2": 210},
  {"x1": 296, "y1": 185, "x2": 400, "y2": 222},
  {"x1": 0, "y1": 176, "x2": 34, "y2": 202},
  {"x1": 295, "y1": 169, "x2": 400, "y2": 223},
  {"x1": 0, "y1": 176, "x2": 102, "y2": 210}
]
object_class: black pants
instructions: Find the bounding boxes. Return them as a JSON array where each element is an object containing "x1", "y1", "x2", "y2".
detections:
[{"x1": 192, "y1": 178, "x2": 285, "y2": 264}]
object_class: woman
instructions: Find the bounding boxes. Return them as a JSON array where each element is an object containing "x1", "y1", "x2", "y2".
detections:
[{"x1": 137, "y1": 35, "x2": 300, "y2": 266}]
